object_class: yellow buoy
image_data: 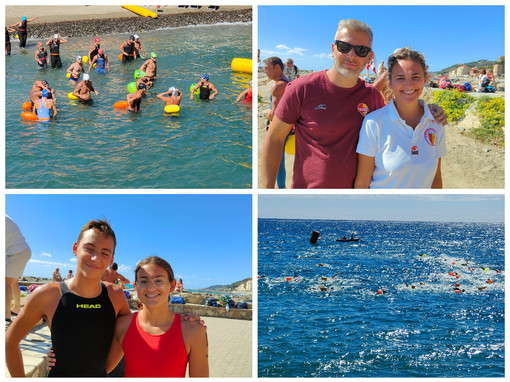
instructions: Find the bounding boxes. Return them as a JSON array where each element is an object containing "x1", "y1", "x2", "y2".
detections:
[
  {"x1": 164, "y1": 104, "x2": 180, "y2": 114},
  {"x1": 285, "y1": 134, "x2": 295, "y2": 155},
  {"x1": 66, "y1": 73, "x2": 71, "y2": 79},
  {"x1": 82, "y1": 55, "x2": 89, "y2": 64},
  {"x1": 231, "y1": 58, "x2": 252, "y2": 73},
  {"x1": 68, "y1": 92, "x2": 78, "y2": 100}
]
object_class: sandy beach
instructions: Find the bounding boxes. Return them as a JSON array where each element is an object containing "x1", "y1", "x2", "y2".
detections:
[{"x1": 258, "y1": 69, "x2": 504, "y2": 189}]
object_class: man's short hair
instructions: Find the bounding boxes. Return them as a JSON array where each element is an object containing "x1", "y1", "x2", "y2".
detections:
[
  {"x1": 77, "y1": 219, "x2": 117, "y2": 254},
  {"x1": 111, "y1": 263, "x2": 118, "y2": 271},
  {"x1": 336, "y1": 19, "x2": 373, "y2": 45},
  {"x1": 264, "y1": 56, "x2": 284, "y2": 71}
]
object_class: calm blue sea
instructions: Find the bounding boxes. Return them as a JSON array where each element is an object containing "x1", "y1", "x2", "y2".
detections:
[
  {"x1": 6, "y1": 23, "x2": 252, "y2": 188},
  {"x1": 258, "y1": 218, "x2": 504, "y2": 377}
]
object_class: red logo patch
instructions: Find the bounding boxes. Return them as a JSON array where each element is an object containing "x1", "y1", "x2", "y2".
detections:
[{"x1": 357, "y1": 103, "x2": 369, "y2": 117}]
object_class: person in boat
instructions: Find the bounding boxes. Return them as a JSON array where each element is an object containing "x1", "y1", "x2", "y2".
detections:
[{"x1": 342, "y1": 236, "x2": 347, "y2": 240}]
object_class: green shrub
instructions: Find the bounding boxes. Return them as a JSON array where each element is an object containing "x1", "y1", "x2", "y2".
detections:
[
  {"x1": 432, "y1": 89, "x2": 474, "y2": 122},
  {"x1": 470, "y1": 96, "x2": 505, "y2": 146}
]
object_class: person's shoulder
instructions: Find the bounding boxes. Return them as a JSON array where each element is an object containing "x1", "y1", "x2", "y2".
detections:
[
  {"x1": 30, "y1": 282, "x2": 62, "y2": 301},
  {"x1": 181, "y1": 317, "x2": 207, "y2": 335}
]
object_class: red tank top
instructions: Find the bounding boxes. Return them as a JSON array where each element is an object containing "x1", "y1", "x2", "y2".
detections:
[{"x1": 122, "y1": 311, "x2": 188, "y2": 377}]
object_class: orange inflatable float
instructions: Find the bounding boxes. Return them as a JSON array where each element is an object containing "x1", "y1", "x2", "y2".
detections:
[{"x1": 20, "y1": 112, "x2": 38, "y2": 121}]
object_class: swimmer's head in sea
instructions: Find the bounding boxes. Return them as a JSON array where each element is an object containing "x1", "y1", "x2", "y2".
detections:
[
  {"x1": 138, "y1": 83, "x2": 146, "y2": 90},
  {"x1": 82, "y1": 73, "x2": 90, "y2": 81},
  {"x1": 169, "y1": 86, "x2": 176, "y2": 94},
  {"x1": 95, "y1": 37, "x2": 100, "y2": 43},
  {"x1": 53, "y1": 34, "x2": 58, "y2": 39},
  {"x1": 22, "y1": 16, "x2": 27, "y2": 21},
  {"x1": 42, "y1": 89, "x2": 48, "y2": 97},
  {"x1": 98, "y1": 49, "x2": 103, "y2": 54},
  {"x1": 134, "y1": 34, "x2": 139, "y2": 40},
  {"x1": 76, "y1": 55, "x2": 81, "y2": 62},
  {"x1": 202, "y1": 74, "x2": 210, "y2": 81},
  {"x1": 130, "y1": 35, "x2": 135, "y2": 41},
  {"x1": 151, "y1": 52, "x2": 157, "y2": 58}
]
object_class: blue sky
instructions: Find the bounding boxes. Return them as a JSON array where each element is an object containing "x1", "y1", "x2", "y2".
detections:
[
  {"x1": 6, "y1": 194, "x2": 252, "y2": 288},
  {"x1": 259, "y1": 195, "x2": 504, "y2": 223},
  {"x1": 258, "y1": 5, "x2": 505, "y2": 72}
]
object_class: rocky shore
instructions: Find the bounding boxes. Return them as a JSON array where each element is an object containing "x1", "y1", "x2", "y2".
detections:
[{"x1": 11, "y1": 8, "x2": 252, "y2": 39}]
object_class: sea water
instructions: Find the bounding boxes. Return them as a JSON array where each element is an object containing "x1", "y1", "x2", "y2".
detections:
[
  {"x1": 258, "y1": 218, "x2": 504, "y2": 377},
  {"x1": 6, "y1": 23, "x2": 252, "y2": 188}
]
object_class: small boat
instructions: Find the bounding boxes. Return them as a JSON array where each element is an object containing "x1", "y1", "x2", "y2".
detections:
[{"x1": 336, "y1": 237, "x2": 360, "y2": 242}]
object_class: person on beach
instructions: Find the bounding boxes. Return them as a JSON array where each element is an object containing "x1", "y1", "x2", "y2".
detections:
[
  {"x1": 34, "y1": 42, "x2": 48, "y2": 70},
  {"x1": 378, "y1": 60, "x2": 386, "y2": 77},
  {"x1": 65, "y1": 270, "x2": 74, "y2": 280},
  {"x1": 261, "y1": 18, "x2": 446, "y2": 189},
  {"x1": 235, "y1": 80, "x2": 253, "y2": 103},
  {"x1": 264, "y1": 56, "x2": 290, "y2": 189},
  {"x1": 52, "y1": 268, "x2": 63, "y2": 282},
  {"x1": 6, "y1": 26, "x2": 15, "y2": 56},
  {"x1": 127, "y1": 83, "x2": 147, "y2": 112},
  {"x1": 355, "y1": 47, "x2": 446, "y2": 188},
  {"x1": 284, "y1": 58, "x2": 300, "y2": 81},
  {"x1": 102, "y1": 263, "x2": 130, "y2": 286},
  {"x1": 476, "y1": 68, "x2": 490, "y2": 92},
  {"x1": 9, "y1": 16, "x2": 38, "y2": 49},
  {"x1": 72, "y1": 73, "x2": 99, "y2": 102},
  {"x1": 5, "y1": 215, "x2": 32, "y2": 324},
  {"x1": 46, "y1": 34, "x2": 67, "y2": 68},
  {"x1": 88, "y1": 37, "x2": 101, "y2": 64},
  {"x1": 67, "y1": 56, "x2": 84, "y2": 83},
  {"x1": 176, "y1": 278, "x2": 184, "y2": 293},
  {"x1": 88, "y1": 49, "x2": 109, "y2": 74},
  {"x1": 48, "y1": 256, "x2": 208, "y2": 377},
  {"x1": 33, "y1": 89, "x2": 58, "y2": 120},
  {"x1": 133, "y1": 34, "x2": 145, "y2": 58},
  {"x1": 190, "y1": 74, "x2": 219, "y2": 100},
  {"x1": 119, "y1": 36, "x2": 137, "y2": 63},
  {"x1": 157, "y1": 87, "x2": 182, "y2": 106},
  {"x1": 139, "y1": 52, "x2": 157, "y2": 80}
]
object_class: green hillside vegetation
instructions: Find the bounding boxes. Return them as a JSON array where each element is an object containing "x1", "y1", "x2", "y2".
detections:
[
  {"x1": 434, "y1": 60, "x2": 497, "y2": 76},
  {"x1": 203, "y1": 277, "x2": 252, "y2": 292}
]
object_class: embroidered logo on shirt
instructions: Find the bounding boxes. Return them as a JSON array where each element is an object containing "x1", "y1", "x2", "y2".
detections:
[
  {"x1": 411, "y1": 146, "x2": 419, "y2": 155},
  {"x1": 315, "y1": 104, "x2": 327, "y2": 110},
  {"x1": 357, "y1": 103, "x2": 369, "y2": 116},
  {"x1": 424, "y1": 128, "x2": 437, "y2": 146}
]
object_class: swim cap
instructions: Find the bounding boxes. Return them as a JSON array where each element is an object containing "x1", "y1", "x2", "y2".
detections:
[
  {"x1": 83, "y1": 73, "x2": 90, "y2": 81},
  {"x1": 249, "y1": 80, "x2": 253, "y2": 86},
  {"x1": 151, "y1": 52, "x2": 157, "y2": 58},
  {"x1": 53, "y1": 34, "x2": 58, "y2": 39},
  {"x1": 37, "y1": 42, "x2": 42, "y2": 46},
  {"x1": 42, "y1": 89, "x2": 48, "y2": 97},
  {"x1": 130, "y1": 35, "x2": 135, "y2": 41},
  {"x1": 134, "y1": 34, "x2": 139, "y2": 39},
  {"x1": 94, "y1": 37, "x2": 100, "y2": 43},
  {"x1": 42, "y1": 80, "x2": 49, "y2": 86},
  {"x1": 169, "y1": 86, "x2": 176, "y2": 93},
  {"x1": 202, "y1": 74, "x2": 209, "y2": 81},
  {"x1": 22, "y1": 16, "x2": 26, "y2": 21},
  {"x1": 138, "y1": 83, "x2": 146, "y2": 90},
  {"x1": 98, "y1": 49, "x2": 103, "y2": 54},
  {"x1": 76, "y1": 55, "x2": 81, "y2": 61}
]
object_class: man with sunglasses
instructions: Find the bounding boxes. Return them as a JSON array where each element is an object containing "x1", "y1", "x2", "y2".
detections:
[{"x1": 261, "y1": 19, "x2": 444, "y2": 189}]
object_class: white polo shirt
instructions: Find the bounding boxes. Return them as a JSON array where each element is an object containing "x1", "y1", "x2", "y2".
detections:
[{"x1": 357, "y1": 99, "x2": 446, "y2": 188}]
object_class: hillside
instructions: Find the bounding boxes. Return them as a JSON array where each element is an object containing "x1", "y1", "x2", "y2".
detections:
[
  {"x1": 203, "y1": 277, "x2": 252, "y2": 292},
  {"x1": 433, "y1": 59, "x2": 500, "y2": 76}
]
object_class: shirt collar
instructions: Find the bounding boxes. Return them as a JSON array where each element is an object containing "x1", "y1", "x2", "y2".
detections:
[{"x1": 388, "y1": 98, "x2": 435, "y2": 124}]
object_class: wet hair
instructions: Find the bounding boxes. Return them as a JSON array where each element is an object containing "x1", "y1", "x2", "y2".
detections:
[
  {"x1": 387, "y1": 47, "x2": 428, "y2": 80},
  {"x1": 76, "y1": 219, "x2": 117, "y2": 254},
  {"x1": 264, "y1": 56, "x2": 284, "y2": 71},
  {"x1": 111, "y1": 263, "x2": 118, "y2": 271},
  {"x1": 134, "y1": 256, "x2": 175, "y2": 309},
  {"x1": 336, "y1": 19, "x2": 373, "y2": 45}
]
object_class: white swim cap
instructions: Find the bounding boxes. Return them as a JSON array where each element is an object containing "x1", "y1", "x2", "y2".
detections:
[
  {"x1": 53, "y1": 34, "x2": 58, "y2": 39},
  {"x1": 134, "y1": 34, "x2": 139, "y2": 39},
  {"x1": 83, "y1": 73, "x2": 90, "y2": 81},
  {"x1": 76, "y1": 55, "x2": 81, "y2": 61},
  {"x1": 169, "y1": 86, "x2": 176, "y2": 93}
]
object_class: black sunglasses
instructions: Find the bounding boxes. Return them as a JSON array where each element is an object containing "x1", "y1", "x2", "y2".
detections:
[{"x1": 334, "y1": 40, "x2": 372, "y2": 57}]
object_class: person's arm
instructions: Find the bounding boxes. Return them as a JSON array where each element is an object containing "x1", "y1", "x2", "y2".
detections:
[
  {"x1": 32, "y1": 101, "x2": 37, "y2": 114},
  {"x1": 6, "y1": 286, "x2": 55, "y2": 377},
  {"x1": 87, "y1": 56, "x2": 96, "y2": 73},
  {"x1": 260, "y1": 116, "x2": 294, "y2": 188},
  {"x1": 118, "y1": 274, "x2": 130, "y2": 284},
  {"x1": 27, "y1": 17, "x2": 39, "y2": 23},
  {"x1": 34, "y1": 50, "x2": 39, "y2": 63},
  {"x1": 59, "y1": 36, "x2": 67, "y2": 43},
  {"x1": 72, "y1": 83, "x2": 83, "y2": 99},
  {"x1": 51, "y1": 101, "x2": 58, "y2": 118},
  {"x1": 431, "y1": 158, "x2": 442, "y2": 189},
  {"x1": 373, "y1": 70, "x2": 388, "y2": 93},
  {"x1": 119, "y1": 42, "x2": 126, "y2": 54},
  {"x1": 428, "y1": 104, "x2": 447, "y2": 126},
  {"x1": 106, "y1": 313, "x2": 132, "y2": 373},
  {"x1": 66, "y1": 64, "x2": 73, "y2": 74},
  {"x1": 236, "y1": 88, "x2": 249, "y2": 102},
  {"x1": 354, "y1": 154, "x2": 375, "y2": 188},
  {"x1": 139, "y1": 62, "x2": 147, "y2": 72},
  {"x1": 45, "y1": 38, "x2": 51, "y2": 46},
  {"x1": 209, "y1": 84, "x2": 219, "y2": 99},
  {"x1": 157, "y1": 92, "x2": 170, "y2": 101},
  {"x1": 106, "y1": 56, "x2": 110, "y2": 71},
  {"x1": 185, "y1": 322, "x2": 209, "y2": 377},
  {"x1": 265, "y1": 81, "x2": 286, "y2": 121}
]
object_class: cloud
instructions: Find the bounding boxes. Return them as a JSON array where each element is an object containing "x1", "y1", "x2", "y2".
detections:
[
  {"x1": 28, "y1": 259, "x2": 73, "y2": 268},
  {"x1": 118, "y1": 264, "x2": 132, "y2": 274},
  {"x1": 69, "y1": 258, "x2": 77, "y2": 263},
  {"x1": 313, "y1": 53, "x2": 332, "y2": 60},
  {"x1": 272, "y1": 44, "x2": 308, "y2": 57},
  {"x1": 40, "y1": 252, "x2": 52, "y2": 258}
]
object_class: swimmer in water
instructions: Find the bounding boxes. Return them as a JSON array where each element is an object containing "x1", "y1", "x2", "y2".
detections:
[
  {"x1": 72, "y1": 73, "x2": 99, "y2": 102},
  {"x1": 127, "y1": 83, "x2": 147, "y2": 113},
  {"x1": 88, "y1": 49, "x2": 110, "y2": 74},
  {"x1": 33, "y1": 88, "x2": 57, "y2": 120},
  {"x1": 139, "y1": 52, "x2": 157, "y2": 80},
  {"x1": 235, "y1": 80, "x2": 253, "y2": 103},
  {"x1": 133, "y1": 34, "x2": 145, "y2": 58},
  {"x1": 88, "y1": 37, "x2": 101, "y2": 63},
  {"x1": 136, "y1": 74, "x2": 153, "y2": 89},
  {"x1": 34, "y1": 42, "x2": 48, "y2": 70},
  {"x1": 157, "y1": 87, "x2": 182, "y2": 106},
  {"x1": 67, "y1": 56, "x2": 84, "y2": 83},
  {"x1": 190, "y1": 74, "x2": 218, "y2": 100},
  {"x1": 119, "y1": 36, "x2": 137, "y2": 63}
]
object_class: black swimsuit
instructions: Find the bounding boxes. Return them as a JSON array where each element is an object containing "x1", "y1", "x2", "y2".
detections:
[{"x1": 48, "y1": 282, "x2": 116, "y2": 377}]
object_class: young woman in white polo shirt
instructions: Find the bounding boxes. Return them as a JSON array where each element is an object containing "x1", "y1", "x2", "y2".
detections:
[{"x1": 354, "y1": 47, "x2": 446, "y2": 188}]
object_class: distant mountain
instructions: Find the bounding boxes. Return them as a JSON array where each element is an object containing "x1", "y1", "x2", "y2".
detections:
[
  {"x1": 433, "y1": 59, "x2": 499, "y2": 75},
  {"x1": 203, "y1": 277, "x2": 252, "y2": 292}
]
